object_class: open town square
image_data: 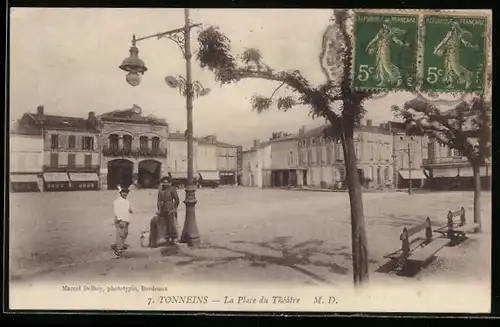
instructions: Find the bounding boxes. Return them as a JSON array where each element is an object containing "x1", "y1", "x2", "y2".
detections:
[
  {"x1": 8, "y1": 8, "x2": 491, "y2": 313},
  {"x1": 10, "y1": 188, "x2": 491, "y2": 287}
]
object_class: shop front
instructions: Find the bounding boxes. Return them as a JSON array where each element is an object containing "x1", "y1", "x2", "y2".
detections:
[
  {"x1": 69, "y1": 172, "x2": 100, "y2": 191},
  {"x1": 43, "y1": 172, "x2": 70, "y2": 192},
  {"x1": 10, "y1": 174, "x2": 40, "y2": 192}
]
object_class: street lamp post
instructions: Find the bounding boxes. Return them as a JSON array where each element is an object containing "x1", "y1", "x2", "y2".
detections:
[
  {"x1": 399, "y1": 135, "x2": 414, "y2": 195},
  {"x1": 119, "y1": 8, "x2": 210, "y2": 247}
]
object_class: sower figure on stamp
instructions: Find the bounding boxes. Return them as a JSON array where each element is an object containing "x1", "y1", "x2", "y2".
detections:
[
  {"x1": 112, "y1": 186, "x2": 133, "y2": 257},
  {"x1": 157, "y1": 176, "x2": 180, "y2": 245}
]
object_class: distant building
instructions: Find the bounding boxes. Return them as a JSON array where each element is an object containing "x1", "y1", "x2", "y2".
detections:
[
  {"x1": 211, "y1": 135, "x2": 240, "y2": 186},
  {"x1": 296, "y1": 120, "x2": 395, "y2": 189},
  {"x1": 422, "y1": 130, "x2": 491, "y2": 190},
  {"x1": 241, "y1": 139, "x2": 272, "y2": 188},
  {"x1": 196, "y1": 136, "x2": 219, "y2": 184},
  {"x1": 9, "y1": 118, "x2": 44, "y2": 192},
  {"x1": 166, "y1": 132, "x2": 241, "y2": 187},
  {"x1": 99, "y1": 105, "x2": 169, "y2": 190},
  {"x1": 15, "y1": 105, "x2": 101, "y2": 192}
]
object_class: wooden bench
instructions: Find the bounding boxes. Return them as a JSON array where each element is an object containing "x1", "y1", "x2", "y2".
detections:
[
  {"x1": 384, "y1": 217, "x2": 450, "y2": 273},
  {"x1": 434, "y1": 207, "x2": 479, "y2": 241}
]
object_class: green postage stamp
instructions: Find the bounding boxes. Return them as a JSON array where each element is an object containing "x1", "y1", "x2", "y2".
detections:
[
  {"x1": 422, "y1": 15, "x2": 487, "y2": 93},
  {"x1": 353, "y1": 13, "x2": 419, "y2": 91}
]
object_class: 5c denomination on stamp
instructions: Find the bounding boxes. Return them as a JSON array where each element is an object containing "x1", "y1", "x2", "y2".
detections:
[
  {"x1": 353, "y1": 12, "x2": 419, "y2": 91},
  {"x1": 422, "y1": 14, "x2": 487, "y2": 93}
]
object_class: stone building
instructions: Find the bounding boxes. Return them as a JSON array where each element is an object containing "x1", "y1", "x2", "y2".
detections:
[
  {"x1": 387, "y1": 121, "x2": 429, "y2": 189},
  {"x1": 422, "y1": 131, "x2": 491, "y2": 190},
  {"x1": 269, "y1": 134, "x2": 303, "y2": 187},
  {"x1": 9, "y1": 119, "x2": 44, "y2": 192},
  {"x1": 98, "y1": 105, "x2": 169, "y2": 190},
  {"x1": 16, "y1": 105, "x2": 102, "y2": 191},
  {"x1": 241, "y1": 139, "x2": 272, "y2": 188},
  {"x1": 211, "y1": 136, "x2": 240, "y2": 185}
]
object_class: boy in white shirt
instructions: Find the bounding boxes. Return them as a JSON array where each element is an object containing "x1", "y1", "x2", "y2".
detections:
[{"x1": 112, "y1": 187, "x2": 133, "y2": 256}]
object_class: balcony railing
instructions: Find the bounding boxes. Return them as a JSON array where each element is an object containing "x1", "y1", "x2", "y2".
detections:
[
  {"x1": 102, "y1": 146, "x2": 167, "y2": 158},
  {"x1": 422, "y1": 156, "x2": 469, "y2": 166},
  {"x1": 43, "y1": 164, "x2": 100, "y2": 173}
]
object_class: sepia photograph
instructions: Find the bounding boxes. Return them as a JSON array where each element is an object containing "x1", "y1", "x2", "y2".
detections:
[{"x1": 8, "y1": 7, "x2": 492, "y2": 313}]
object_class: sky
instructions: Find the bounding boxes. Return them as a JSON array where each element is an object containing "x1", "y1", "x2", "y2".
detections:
[{"x1": 10, "y1": 8, "x2": 425, "y2": 149}]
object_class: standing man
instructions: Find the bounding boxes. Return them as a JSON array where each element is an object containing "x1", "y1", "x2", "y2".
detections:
[
  {"x1": 157, "y1": 176, "x2": 180, "y2": 245},
  {"x1": 112, "y1": 187, "x2": 133, "y2": 256}
]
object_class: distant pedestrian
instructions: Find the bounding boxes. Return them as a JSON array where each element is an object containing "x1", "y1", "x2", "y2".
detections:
[
  {"x1": 157, "y1": 176, "x2": 180, "y2": 245},
  {"x1": 112, "y1": 186, "x2": 133, "y2": 256}
]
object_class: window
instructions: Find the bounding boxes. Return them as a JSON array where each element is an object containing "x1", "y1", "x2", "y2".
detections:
[
  {"x1": 50, "y1": 153, "x2": 59, "y2": 168},
  {"x1": 51, "y1": 134, "x2": 59, "y2": 149},
  {"x1": 384, "y1": 167, "x2": 390, "y2": 181},
  {"x1": 447, "y1": 146, "x2": 453, "y2": 157},
  {"x1": 307, "y1": 149, "x2": 312, "y2": 165},
  {"x1": 68, "y1": 135, "x2": 76, "y2": 149},
  {"x1": 82, "y1": 136, "x2": 94, "y2": 150},
  {"x1": 370, "y1": 143, "x2": 374, "y2": 160},
  {"x1": 68, "y1": 154, "x2": 76, "y2": 168},
  {"x1": 289, "y1": 151, "x2": 294, "y2": 165},
  {"x1": 152, "y1": 137, "x2": 160, "y2": 151},
  {"x1": 123, "y1": 135, "x2": 132, "y2": 151},
  {"x1": 109, "y1": 134, "x2": 119, "y2": 150},
  {"x1": 84, "y1": 154, "x2": 92, "y2": 168},
  {"x1": 316, "y1": 147, "x2": 322, "y2": 164},
  {"x1": 140, "y1": 136, "x2": 149, "y2": 150}
]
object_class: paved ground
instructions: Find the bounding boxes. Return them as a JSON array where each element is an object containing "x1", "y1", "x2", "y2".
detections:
[{"x1": 9, "y1": 187, "x2": 491, "y2": 287}]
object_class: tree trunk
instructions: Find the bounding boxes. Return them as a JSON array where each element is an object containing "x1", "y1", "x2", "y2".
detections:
[
  {"x1": 472, "y1": 163, "x2": 482, "y2": 232},
  {"x1": 341, "y1": 124, "x2": 369, "y2": 286}
]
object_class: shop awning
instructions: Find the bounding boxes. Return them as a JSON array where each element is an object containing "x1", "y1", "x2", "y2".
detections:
[
  {"x1": 398, "y1": 169, "x2": 427, "y2": 180},
  {"x1": 198, "y1": 171, "x2": 219, "y2": 180},
  {"x1": 10, "y1": 174, "x2": 39, "y2": 183},
  {"x1": 69, "y1": 172, "x2": 99, "y2": 182},
  {"x1": 43, "y1": 172, "x2": 70, "y2": 182}
]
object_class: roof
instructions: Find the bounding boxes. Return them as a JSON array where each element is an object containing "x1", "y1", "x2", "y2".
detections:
[
  {"x1": 36, "y1": 114, "x2": 100, "y2": 133},
  {"x1": 303, "y1": 123, "x2": 392, "y2": 138},
  {"x1": 99, "y1": 106, "x2": 168, "y2": 127},
  {"x1": 10, "y1": 119, "x2": 42, "y2": 136},
  {"x1": 214, "y1": 141, "x2": 240, "y2": 148}
]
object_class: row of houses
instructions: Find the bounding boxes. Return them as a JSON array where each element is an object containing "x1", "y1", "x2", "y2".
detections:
[
  {"x1": 9, "y1": 105, "x2": 242, "y2": 192},
  {"x1": 241, "y1": 119, "x2": 491, "y2": 191}
]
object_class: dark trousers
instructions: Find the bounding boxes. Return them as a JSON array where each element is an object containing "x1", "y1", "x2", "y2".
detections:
[{"x1": 115, "y1": 221, "x2": 129, "y2": 251}]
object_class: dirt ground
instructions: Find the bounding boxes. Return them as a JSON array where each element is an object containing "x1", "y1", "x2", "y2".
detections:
[{"x1": 9, "y1": 188, "x2": 491, "y2": 288}]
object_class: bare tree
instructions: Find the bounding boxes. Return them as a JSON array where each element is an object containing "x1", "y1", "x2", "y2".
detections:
[
  {"x1": 196, "y1": 10, "x2": 386, "y2": 285},
  {"x1": 392, "y1": 96, "x2": 491, "y2": 231}
]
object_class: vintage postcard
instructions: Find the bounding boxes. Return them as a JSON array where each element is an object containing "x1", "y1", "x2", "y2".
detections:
[{"x1": 8, "y1": 8, "x2": 492, "y2": 313}]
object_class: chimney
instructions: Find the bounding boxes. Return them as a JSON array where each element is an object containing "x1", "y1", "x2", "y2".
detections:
[
  {"x1": 366, "y1": 119, "x2": 372, "y2": 127},
  {"x1": 253, "y1": 139, "x2": 260, "y2": 147},
  {"x1": 88, "y1": 111, "x2": 95, "y2": 121},
  {"x1": 37, "y1": 105, "x2": 44, "y2": 117}
]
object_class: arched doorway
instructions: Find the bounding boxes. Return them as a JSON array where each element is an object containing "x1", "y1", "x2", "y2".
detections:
[
  {"x1": 138, "y1": 160, "x2": 162, "y2": 189},
  {"x1": 107, "y1": 159, "x2": 133, "y2": 190}
]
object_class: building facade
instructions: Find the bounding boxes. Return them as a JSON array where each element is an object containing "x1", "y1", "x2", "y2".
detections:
[
  {"x1": 242, "y1": 120, "x2": 433, "y2": 190},
  {"x1": 214, "y1": 137, "x2": 240, "y2": 186},
  {"x1": 9, "y1": 120, "x2": 44, "y2": 192},
  {"x1": 422, "y1": 134, "x2": 491, "y2": 190},
  {"x1": 15, "y1": 105, "x2": 102, "y2": 192},
  {"x1": 99, "y1": 105, "x2": 169, "y2": 190},
  {"x1": 241, "y1": 140, "x2": 272, "y2": 188}
]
